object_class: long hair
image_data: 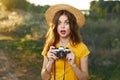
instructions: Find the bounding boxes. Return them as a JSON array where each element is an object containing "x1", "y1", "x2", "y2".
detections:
[{"x1": 43, "y1": 10, "x2": 82, "y2": 54}]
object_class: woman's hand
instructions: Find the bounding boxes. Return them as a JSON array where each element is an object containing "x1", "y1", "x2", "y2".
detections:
[
  {"x1": 66, "y1": 49, "x2": 75, "y2": 66},
  {"x1": 47, "y1": 46, "x2": 58, "y2": 62}
]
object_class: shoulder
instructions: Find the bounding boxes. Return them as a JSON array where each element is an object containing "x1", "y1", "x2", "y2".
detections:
[
  {"x1": 70, "y1": 42, "x2": 90, "y2": 58},
  {"x1": 72, "y1": 42, "x2": 88, "y2": 49}
]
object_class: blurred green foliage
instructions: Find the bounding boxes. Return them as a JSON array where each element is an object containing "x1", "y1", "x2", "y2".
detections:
[
  {"x1": 0, "y1": 0, "x2": 120, "y2": 80},
  {"x1": 0, "y1": 15, "x2": 120, "y2": 80},
  {"x1": 90, "y1": 0, "x2": 120, "y2": 19},
  {"x1": 80, "y1": 19, "x2": 120, "y2": 80},
  {"x1": 0, "y1": 0, "x2": 50, "y2": 13}
]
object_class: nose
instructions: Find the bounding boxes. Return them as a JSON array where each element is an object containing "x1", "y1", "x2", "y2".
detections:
[{"x1": 61, "y1": 23, "x2": 65, "y2": 28}]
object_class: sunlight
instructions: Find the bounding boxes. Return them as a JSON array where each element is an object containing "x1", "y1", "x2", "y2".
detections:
[{"x1": 27, "y1": 0, "x2": 93, "y2": 10}]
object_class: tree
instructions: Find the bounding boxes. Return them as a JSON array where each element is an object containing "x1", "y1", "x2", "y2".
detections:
[
  {"x1": 0, "y1": 0, "x2": 50, "y2": 13},
  {"x1": 0, "y1": 0, "x2": 29, "y2": 10},
  {"x1": 90, "y1": 1, "x2": 120, "y2": 18}
]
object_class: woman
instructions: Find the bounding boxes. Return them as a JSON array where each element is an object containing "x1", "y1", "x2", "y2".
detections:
[{"x1": 41, "y1": 4, "x2": 90, "y2": 80}]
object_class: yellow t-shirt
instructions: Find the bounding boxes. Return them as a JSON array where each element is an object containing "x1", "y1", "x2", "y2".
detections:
[{"x1": 42, "y1": 42, "x2": 90, "y2": 80}]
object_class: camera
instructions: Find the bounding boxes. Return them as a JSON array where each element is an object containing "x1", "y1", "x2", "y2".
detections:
[{"x1": 53, "y1": 46, "x2": 69, "y2": 59}]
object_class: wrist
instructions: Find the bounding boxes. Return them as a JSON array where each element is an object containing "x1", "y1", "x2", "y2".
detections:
[
  {"x1": 48, "y1": 58, "x2": 54, "y2": 63},
  {"x1": 45, "y1": 60, "x2": 54, "y2": 73},
  {"x1": 43, "y1": 68, "x2": 51, "y2": 74},
  {"x1": 71, "y1": 64, "x2": 77, "y2": 68}
]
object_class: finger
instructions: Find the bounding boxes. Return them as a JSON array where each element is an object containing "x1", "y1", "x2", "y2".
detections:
[
  {"x1": 53, "y1": 55, "x2": 58, "y2": 60},
  {"x1": 50, "y1": 46, "x2": 55, "y2": 50},
  {"x1": 47, "y1": 49, "x2": 55, "y2": 56},
  {"x1": 47, "y1": 52, "x2": 54, "y2": 57},
  {"x1": 48, "y1": 53, "x2": 58, "y2": 60},
  {"x1": 67, "y1": 50, "x2": 71, "y2": 54},
  {"x1": 67, "y1": 57, "x2": 70, "y2": 60},
  {"x1": 66, "y1": 55, "x2": 68, "y2": 60},
  {"x1": 49, "y1": 53, "x2": 57, "y2": 59}
]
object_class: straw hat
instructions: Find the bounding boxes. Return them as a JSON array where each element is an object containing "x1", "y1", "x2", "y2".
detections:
[{"x1": 45, "y1": 4, "x2": 85, "y2": 28}]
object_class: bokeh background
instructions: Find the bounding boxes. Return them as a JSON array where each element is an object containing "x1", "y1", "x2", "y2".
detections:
[{"x1": 0, "y1": 0, "x2": 120, "y2": 80}]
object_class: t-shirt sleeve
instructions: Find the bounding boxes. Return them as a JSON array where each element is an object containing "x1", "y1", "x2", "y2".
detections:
[
  {"x1": 41, "y1": 48, "x2": 47, "y2": 58},
  {"x1": 79, "y1": 42, "x2": 90, "y2": 58}
]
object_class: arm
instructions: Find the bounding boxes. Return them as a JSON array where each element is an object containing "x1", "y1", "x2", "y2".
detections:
[
  {"x1": 41, "y1": 46, "x2": 58, "y2": 80},
  {"x1": 66, "y1": 50, "x2": 89, "y2": 80},
  {"x1": 71, "y1": 56, "x2": 88, "y2": 80},
  {"x1": 41, "y1": 57, "x2": 54, "y2": 80}
]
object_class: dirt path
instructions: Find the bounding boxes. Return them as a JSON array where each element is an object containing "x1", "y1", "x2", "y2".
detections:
[
  {"x1": 0, "y1": 35, "x2": 13, "y2": 40},
  {"x1": 0, "y1": 50, "x2": 18, "y2": 80}
]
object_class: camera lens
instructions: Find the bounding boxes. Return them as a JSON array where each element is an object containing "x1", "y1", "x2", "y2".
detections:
[{"x1": 57, "y1": 51, "x2": 66, "y2": 58}]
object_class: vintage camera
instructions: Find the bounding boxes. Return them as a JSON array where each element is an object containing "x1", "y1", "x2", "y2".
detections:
[{"x1": 53, "y1": 46, "x2": 69, "y2": 59}]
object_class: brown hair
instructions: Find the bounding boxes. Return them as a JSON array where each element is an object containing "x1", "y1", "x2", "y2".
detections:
[{"x1": 44, "y1": 10, "x2": 82, "y2": 54}]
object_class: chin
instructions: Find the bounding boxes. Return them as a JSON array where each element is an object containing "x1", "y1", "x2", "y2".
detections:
[{"x1": 60, "y1": 35, "x2": 69, "y2": 38}]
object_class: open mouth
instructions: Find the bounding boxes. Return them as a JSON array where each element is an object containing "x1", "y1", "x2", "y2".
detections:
[{"x1": 60, "y1": 30, "x2": 66, "y2": 35}]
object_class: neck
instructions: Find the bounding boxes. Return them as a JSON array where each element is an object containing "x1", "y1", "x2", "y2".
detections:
[{"x1": 59, "y1": 37, "x2": 70, "y2": 47}]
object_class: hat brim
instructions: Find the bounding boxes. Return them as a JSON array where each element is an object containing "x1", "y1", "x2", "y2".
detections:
[{"x1": 45, "y1": 4, "x2": 85, "y2": 28}]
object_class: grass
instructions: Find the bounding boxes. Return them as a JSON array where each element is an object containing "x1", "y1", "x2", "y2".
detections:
[{"x1": 0, "y1": 9, "x2": 120, "y2": 80}]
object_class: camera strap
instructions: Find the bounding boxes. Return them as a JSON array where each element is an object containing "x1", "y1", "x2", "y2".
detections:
[
  {"x1": 54, "y1": 60, "x2": 66, "y2": 80},
  {"x1": 54, "y1": 61, "x2": 56, "y2": 80}
]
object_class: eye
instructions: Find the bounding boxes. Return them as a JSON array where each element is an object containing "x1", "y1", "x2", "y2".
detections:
[
  {"x1": 65, "y1": 21, "x2": 69, "y2": 25},
  {"x1": 58, "y1": 21, "x2": 61, "y2": 25}
]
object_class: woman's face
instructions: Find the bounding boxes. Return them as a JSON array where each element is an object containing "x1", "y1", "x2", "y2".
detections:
[{"x1": 57, "y1": 14, "x2": 71, "y2": 38}]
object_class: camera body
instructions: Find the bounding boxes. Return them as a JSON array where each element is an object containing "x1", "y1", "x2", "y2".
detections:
[{"x1": 53, "y1": 46, "x2": 69, "y2": 59}]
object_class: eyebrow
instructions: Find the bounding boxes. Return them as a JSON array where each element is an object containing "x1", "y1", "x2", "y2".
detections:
[{"x1": 58, "y1": 19, "x2": 69, "y2": 22}]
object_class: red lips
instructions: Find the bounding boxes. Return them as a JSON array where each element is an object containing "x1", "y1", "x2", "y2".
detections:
[{"x1": 60, "y1": 30, "x2": 66, "y2": 35}]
